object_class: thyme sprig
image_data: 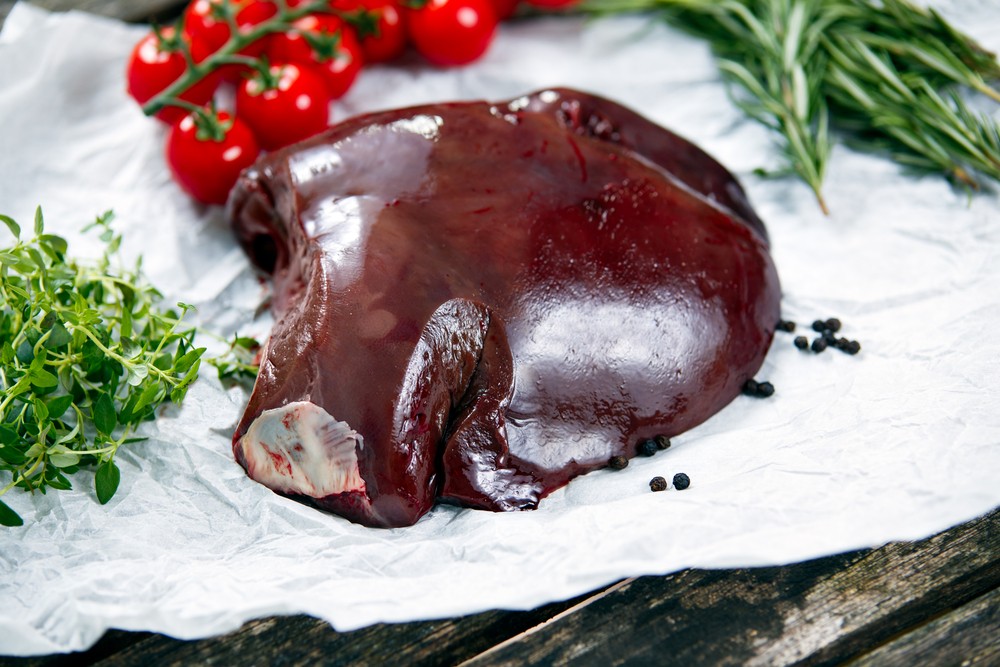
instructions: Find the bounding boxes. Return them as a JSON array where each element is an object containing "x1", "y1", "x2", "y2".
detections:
[
  {"x1": 0, "y1": 209, "x2": 208, "y2": 527},
  {"x1": 143, "y1": 0, "x2": 378, "y2": 117},
  {"x1": 580, "y1": 0, "x2": 1000, "y2": 212},
  {"x1": 208, "y1": 333, "x2": 261, "y2": 387}
]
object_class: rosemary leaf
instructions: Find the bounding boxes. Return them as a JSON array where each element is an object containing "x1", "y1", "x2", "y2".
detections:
[{"x1": 579, "y1": 0, "x2": 1000, "y2": 211}]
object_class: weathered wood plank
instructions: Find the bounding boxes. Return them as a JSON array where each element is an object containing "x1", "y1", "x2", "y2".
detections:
[
  {"x1": 0, "y1": 590, "x2": 600, "y2": 667},
  {"x1": 0, "y1": 0, "x2": 186, "y2": 29},
  {"x1": 3, "y1": 509, "x2": 994, "y2": 666},
  {"x1": 459, "y1": 508, "x2": 1000, "y2": 667},
  {"x1": 83, "y1": 591, "x2": 602, "y2": 667},
  {"x1": 0, "y1": 631, "x2": 154, "y2": 667},
  {"x1": 848, "y1": 587, "x2": 1000, "y2": 667}
]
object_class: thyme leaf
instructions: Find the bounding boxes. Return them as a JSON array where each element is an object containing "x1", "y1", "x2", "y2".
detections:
[{"x1": 0, "y1": 208, "x2": 206, "y2": 526}]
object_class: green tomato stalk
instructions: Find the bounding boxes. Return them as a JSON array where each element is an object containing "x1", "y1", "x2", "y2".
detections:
[{"x1": 142, "y1": 0, "x2": 378, "y2": 118}]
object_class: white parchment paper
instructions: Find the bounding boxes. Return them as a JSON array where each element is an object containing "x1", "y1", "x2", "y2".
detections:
[{"x1": 2, "y1": 0, "x2": 999, "y2": 656}]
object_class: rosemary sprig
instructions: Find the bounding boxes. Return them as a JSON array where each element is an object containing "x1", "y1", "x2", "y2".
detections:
[
  {"x1": 579, "y1": 0, "x2": 1000, "y2": 211},
  {"x1": 823, "y1": 28, "x2": 1000, "y2": 188}
]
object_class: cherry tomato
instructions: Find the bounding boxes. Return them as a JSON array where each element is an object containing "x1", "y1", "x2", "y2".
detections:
[
  {"x1": 407, "y1": 0, "x2": 496, "y2": 67},
  {"x1": 236, "y1": 62, "x2": 331, "y2": 151},
  {"x1": 267, "y1": 15, "x2": 364, "y2": 98},
  {"x1": 334, "y1": 0, "x2": 407, "y2": 64},
  {"x1": 166, "y1": 110, "x2": 261, "y2": 205},
  {"x1": 489, "y1": 0, "x2": 518, "y2": 20},
  {"x1": 125, "y1": 27, "x2": 218, "y2": 124},
  {"x1": 183, "y1": 0, "x2": 277, "y2": 78},
  {"x1": 183, "y1": 0, "x2": 277, "y2": 52}
]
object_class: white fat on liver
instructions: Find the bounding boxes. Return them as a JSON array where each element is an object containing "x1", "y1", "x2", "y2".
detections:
[{"x1": 240, "y1": 401, "x2": 367, "y2": 499}]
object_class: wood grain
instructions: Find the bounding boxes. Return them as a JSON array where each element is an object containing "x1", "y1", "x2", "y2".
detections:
[
  {"x1": 459, "y1": 508, "x2": 1000, "y2": 667},
  {"x1": 2, "y1": 509, "x2": 994, "y2": 666},
  {"x1": 0, "y1": 592, "x2": 600, "y2": 667},
  {"x1": 847, "y1": 587, "x2": 1000, "y2": 667}
]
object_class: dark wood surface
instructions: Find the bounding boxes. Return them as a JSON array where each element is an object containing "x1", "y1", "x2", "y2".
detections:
[
  {"x1": 2, "y1": 2, "x2": 999, "y2": 665},
  {"x1": 0, "y1": 0, "x2": 185, "y2": 25},
  {"x1": 0, "y1": 509, "x2": 996, "y2": 666}
]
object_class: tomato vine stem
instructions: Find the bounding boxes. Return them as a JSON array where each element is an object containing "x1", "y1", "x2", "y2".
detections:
[{"x1": 142, "y1": 0, "x2": 377, "y2": 117}]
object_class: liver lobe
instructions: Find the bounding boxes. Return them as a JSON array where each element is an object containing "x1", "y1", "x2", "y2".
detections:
[{"x1": 228, "y1": 88, "x2": 781, "y2": 527}]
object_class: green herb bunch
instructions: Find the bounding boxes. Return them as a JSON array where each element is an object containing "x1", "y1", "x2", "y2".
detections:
[
  {"x1": 0, "y1": 209, "x2": 204, "y2": 527},
  {"x1": 209, "y1": 333, "x2": 262, "y2": 386},
  {"x1": 580, "y1": 0, "x2": 1000, "y2": 213}
]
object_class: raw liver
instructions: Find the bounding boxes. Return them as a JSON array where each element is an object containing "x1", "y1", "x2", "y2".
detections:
[{"x1": 227, "y1": 88, "x2": 781, "y2": 527}]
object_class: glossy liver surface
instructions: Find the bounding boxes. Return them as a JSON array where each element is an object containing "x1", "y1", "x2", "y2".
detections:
[{"x1": 228, "y1": 88, "x2": 781, "y2": 527}]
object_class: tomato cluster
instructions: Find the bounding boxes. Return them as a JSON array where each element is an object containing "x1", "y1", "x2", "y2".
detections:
[{"x1": 126, "y1": 0, "x2": 578, "y2": 205}]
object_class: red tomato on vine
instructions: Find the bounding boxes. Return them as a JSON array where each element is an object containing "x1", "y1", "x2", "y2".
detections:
[
  {"x1": 407, "y1": 0, "x2": 497, "y2": 67},
  {"x1": 125, "y1": 27, "x2": 218, "y2": 124},
  {"x1": 183, "y1": 0, "x2": 278, "y2": 52},
  {"x1": 235, "y1": 62, "x2": 332, "y2": 150},
  {"x1": 267, "y1": 14, "x2": 364, "y2": 99},
  {"x1": 489, "y1": 0, "x2": 519, "y2": 20},
  {"x1": 183, "y1": 0, "x2": 278, "y2": 78},
  {"x1": 166, "y1": 110, "x2": 261, "y2": 205},
  {"x1": 335, "y1": 0, "x2": 408, "y2": 63}
]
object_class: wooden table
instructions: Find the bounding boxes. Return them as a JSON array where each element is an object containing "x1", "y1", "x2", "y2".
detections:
[
  {"x1": 0, "y1": 507, "x2": 997, "y2": 666},
  {"x1": 1, "y1": 2, "x2": 998, "y2": 664}
]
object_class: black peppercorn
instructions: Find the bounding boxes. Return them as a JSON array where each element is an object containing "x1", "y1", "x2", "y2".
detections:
[
  {"x1": 743, "y1": 378, "x2": 774, "y2": 398},
  {"x1": 638, "y1": 439, "x2": 658, "y2": 457},
  {"x1": 649, "y1": 476, "x2": 667, "y2": 492},
  {"x1": 672, "y1": 473, "x2": 691, "y2": 490},
  {"x1": 609, "y1": 455, "x2": 628, "y2": 470},
  {"x1": 795, "y1": 316, "x2": 860, "y2": 358},
  {"x1": 777, "y1": 319, "x2": 796, "y2": 333},
  {"x1": 654, "y1": 434, "x2": 671, "y2": 450}
]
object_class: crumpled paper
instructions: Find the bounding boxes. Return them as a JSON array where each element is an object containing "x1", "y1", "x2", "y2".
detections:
[{"x1": 1, "y1": 0, "x2": 999, "y2": 656}]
